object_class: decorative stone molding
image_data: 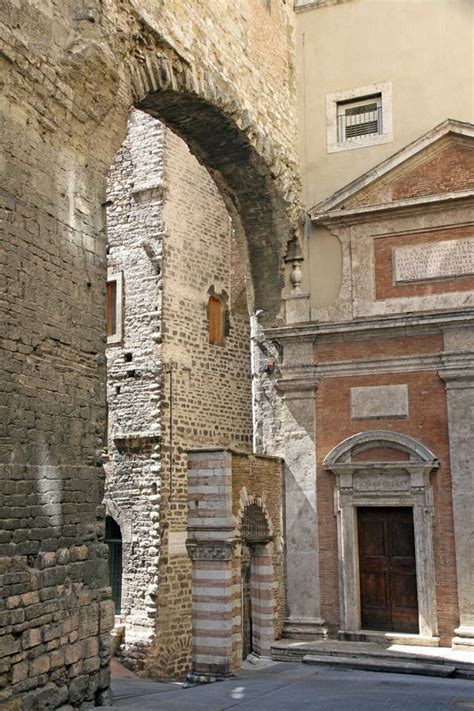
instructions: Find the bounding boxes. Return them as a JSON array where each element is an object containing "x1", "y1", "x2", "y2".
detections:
[
  {"x1": 324, "y1": 430, "x2": 439, "y2": 468},
  {"x1": 324, "y1": 431, "x2": 439, "y2": 641},
  {"x1": 186, "y1": 541, "x2": 236, "y2": 562}
]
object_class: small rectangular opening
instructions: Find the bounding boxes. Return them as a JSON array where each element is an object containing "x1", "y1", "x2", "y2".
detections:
[{"x1": 106, "y1": 280, "x2": 117, "y2": 337}]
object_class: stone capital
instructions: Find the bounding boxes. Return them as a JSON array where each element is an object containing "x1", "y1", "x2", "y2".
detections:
[
  {"x1": 186, "y1": 540, "x2": 236, "y2": 562},
  {"x1": 438, "y1": 367, "x2": 474, "y2": 388}
]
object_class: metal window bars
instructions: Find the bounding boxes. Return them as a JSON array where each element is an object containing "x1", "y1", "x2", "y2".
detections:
[{"x1": 338, "y1": 103, "x2": 383, "y2": 142}]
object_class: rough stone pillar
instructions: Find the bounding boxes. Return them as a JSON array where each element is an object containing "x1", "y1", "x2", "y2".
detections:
[
  {"x1": 277, "y1": 340, "x2": 327, "y2": 639},
  {"x1": 439, "y1": 368, "x2": 474, "y2": 649},
  {"x1": 186, "y1": 450, "x2": 240, "y2": 679}
]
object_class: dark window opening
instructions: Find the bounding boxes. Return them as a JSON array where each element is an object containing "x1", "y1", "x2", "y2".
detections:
[{"x1": 105, "y1": 516, "x2": 122, "y2": 614}]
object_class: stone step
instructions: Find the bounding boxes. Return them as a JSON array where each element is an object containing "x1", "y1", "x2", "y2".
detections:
[
  {"x1": 271, "y1": 640, "x2": 474, "y2": 679},
  {"x1": 302, "y1": 654, "x2": 457, "y2": 678}
]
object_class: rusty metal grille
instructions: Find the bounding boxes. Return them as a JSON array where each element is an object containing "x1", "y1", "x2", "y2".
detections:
[{"x1": 241, "y1": 503, "x2": 270, "y2": 543}]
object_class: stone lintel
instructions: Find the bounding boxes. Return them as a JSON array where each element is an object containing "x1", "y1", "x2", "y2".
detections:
[{"x1": 326, "y1": 462, "x2": 437, "y2": 476}]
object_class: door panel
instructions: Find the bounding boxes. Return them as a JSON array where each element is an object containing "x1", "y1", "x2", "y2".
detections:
[{"x1": 358, "y1": 507, "x2": 419, "y2": 633}]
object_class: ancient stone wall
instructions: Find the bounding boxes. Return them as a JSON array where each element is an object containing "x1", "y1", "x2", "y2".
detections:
[
  {"x1": 1, "y1": 0, "x2": 299, "y2": 705},
  {"x1": 104, "y1": 110, "x2": 165, "y2": 662},
  {"x1": 104, "y1": 109, "x2": 254, "y2": 679}
]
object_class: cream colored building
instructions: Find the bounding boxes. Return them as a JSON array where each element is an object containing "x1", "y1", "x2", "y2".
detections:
[
  {"x1": 296, "y1": 0, "x2": 474, "y2": 207},
  {"x1": 275, "y1": 0, "x2": 474, "y2": 655}
]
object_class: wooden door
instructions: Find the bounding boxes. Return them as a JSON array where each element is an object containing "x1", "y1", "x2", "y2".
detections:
[{"x1": 358, "y1": 507, "x2": 418, "y2": 633}]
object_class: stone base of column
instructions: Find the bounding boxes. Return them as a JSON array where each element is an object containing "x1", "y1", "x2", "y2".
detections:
[
  {"x1": 283, "y1": 617, "x2": 328, "y2": 640},
  {"x1": 452, "y1": 626, "x2": 474, "y2": 650}
]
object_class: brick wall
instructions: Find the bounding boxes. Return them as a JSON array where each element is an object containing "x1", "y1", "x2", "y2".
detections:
[{"x1": 315, "y1": 361, "x2": 458, "y2": 643}]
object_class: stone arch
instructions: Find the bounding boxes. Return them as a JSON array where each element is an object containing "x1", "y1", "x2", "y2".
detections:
[
  {"x1": 118, "y1": 41, "x2": 300, "y2": 323},
  {"x1": 237, "y1": 487, "x2": 273, "y2": 542},
  {"x1": 237, "y1": 488, "x2": 274, "y2": 658},
  {"x1": 103, "y1": 497, "x2": 132, "y2": 544}
]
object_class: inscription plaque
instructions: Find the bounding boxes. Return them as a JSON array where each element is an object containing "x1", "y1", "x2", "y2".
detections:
[{"x1": 393, "y1": 237, "x2": 474, "y2": 283}]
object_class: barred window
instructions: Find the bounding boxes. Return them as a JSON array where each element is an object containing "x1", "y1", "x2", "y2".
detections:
[{"x1": 337, "y1": 94, "x2": 382, "y2": 143}]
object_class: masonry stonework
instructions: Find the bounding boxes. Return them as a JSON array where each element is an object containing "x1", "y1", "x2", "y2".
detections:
[
  {"x1": 104, "y1": 108, "x2": 257, "y2": 678},
  {"x1": 1, "y1": 1, "x2": 300, "y2": 706}
]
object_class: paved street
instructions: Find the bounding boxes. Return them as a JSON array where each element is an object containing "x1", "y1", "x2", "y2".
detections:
[{"x1": 103, "y1": 660, "x2": 474, "y2": 710}]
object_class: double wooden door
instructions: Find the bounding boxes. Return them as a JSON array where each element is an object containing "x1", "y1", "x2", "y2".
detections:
[{"x1": 358, "y1": 507, "x2": 419, "y2": 633}]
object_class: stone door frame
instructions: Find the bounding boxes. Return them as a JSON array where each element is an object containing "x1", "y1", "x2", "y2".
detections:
[{"x1": 323, "y1": 431, "x2": 440, "y2": 640}]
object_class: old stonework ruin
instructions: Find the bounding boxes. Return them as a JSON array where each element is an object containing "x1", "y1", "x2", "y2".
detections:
[
  {"x1": 1, "y1": 0, "x2": 474, "y2": 708},
  {"x1": 104, "y1": 109, "x2": 284, "y2": 677}
]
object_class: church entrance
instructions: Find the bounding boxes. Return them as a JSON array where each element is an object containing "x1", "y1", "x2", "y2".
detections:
[{"x1": 358, "y1": 507, "x2": 419, "y2": 633}]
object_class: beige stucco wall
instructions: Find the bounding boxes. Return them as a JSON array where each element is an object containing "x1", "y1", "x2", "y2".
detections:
[{"x1": 296, "y1": 0, "x2": 474, "y2": 206}]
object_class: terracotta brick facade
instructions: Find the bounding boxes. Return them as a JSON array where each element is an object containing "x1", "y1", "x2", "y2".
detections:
[
  {"x1": 270, "y1": 121, "x2": 474, "y2": 650},
  {"x1": 374, "y1": 225, "x2": 474, "y2": 301}
]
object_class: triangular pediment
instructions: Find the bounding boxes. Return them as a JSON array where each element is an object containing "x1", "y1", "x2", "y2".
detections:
[{"x1": 310, "y1": 120, "x2": 474, "y2": 216}]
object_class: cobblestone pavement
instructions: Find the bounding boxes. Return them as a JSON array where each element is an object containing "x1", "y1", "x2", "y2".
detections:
[{"x1": 103, "y1": 659, "x2": 474, "y2": 710}]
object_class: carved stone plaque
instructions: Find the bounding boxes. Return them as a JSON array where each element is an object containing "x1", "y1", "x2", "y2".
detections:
[{"x1": 393, "y1": 237, "x2": 474, "y2": 283}]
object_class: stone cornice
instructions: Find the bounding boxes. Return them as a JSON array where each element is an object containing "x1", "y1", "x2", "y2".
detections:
[
  {"x1": 316, "y1": 351, "x2": 474, "y2": 378},
  {"x1": 310, "y1": 190, "x2": 474, "y2": 225},
  {"x1": 438, "y1": 366, "x2": 474, "y2": 387},
  {"x1": 276, "y1": 369, "x2": 319, "y2": 395},
  {"x1": 268, "y1": 310, "x2": 474, "y2": 342}
]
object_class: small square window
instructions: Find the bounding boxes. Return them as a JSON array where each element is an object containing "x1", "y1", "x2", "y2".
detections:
[
  {"x1": 337, "y1": 94, "x2": 382, "y2": 142},
  {"x1": 326, "y1": 81, "x2": 393, "y2": 154}
]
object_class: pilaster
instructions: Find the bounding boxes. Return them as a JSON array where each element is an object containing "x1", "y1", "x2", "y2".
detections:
[
  {"x1": 277, "y1": 339, "x2": 327, "y2": 639},
  {"x1": 439, "y1": 367, "x2": 474, "y2": 649}
]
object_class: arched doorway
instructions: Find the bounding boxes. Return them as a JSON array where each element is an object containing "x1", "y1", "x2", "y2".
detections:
[
  {"x1": 105, "y1": 516, "x2": 123, "y2": 615},
  {"x1": 323, "y1": 431, "x2": 440, "y2": 641}
]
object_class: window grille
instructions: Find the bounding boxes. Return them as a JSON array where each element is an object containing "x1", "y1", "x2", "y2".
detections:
[
  {"x1": 241, "y1": 503, "x2": 270, "y2": 544},
  {"x1": 337, "y1": 95, "x2": 382, "y2": 142}
]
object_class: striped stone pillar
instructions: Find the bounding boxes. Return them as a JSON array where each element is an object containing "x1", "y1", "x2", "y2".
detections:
[
  {"x1": 186, "y1": 449, "x2": 240, "y2": 679},
  {"x1": 250, "y1": 543, "x2": 275, "y2": 657}
]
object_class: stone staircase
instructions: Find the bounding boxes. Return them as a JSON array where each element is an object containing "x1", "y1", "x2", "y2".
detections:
[{"x1": 271, "y1": 639, "x2": 474, "y2": 680}]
